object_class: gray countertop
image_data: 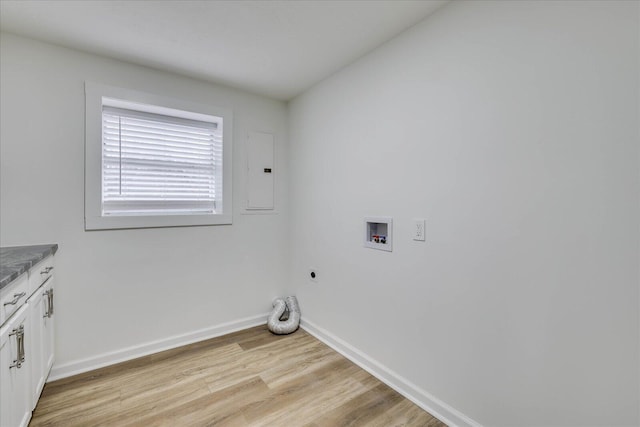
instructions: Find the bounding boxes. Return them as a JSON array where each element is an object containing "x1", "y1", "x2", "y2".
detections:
[{"x1": 0, "y1": 244, "x2": 58, "y2": 290}]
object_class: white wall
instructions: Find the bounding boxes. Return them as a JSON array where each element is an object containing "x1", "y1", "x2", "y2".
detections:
[
  {"x1": 0, "y1": 34, "x2": 289, "y2": 371},
  {"x1": 289, "y1": 1, "x2": 639, "y2": 426},
  {"x1": 2, "y1": 2, "x2": 638, "y2": 425}
]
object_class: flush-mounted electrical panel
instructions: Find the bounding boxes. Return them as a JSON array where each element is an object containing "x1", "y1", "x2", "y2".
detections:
[
  {"x1": 246, "y1": 131, "x2": 274, "y2": 210},
  {"x1": 364, "y1": 217, "x2": 393, "y2": 252}
]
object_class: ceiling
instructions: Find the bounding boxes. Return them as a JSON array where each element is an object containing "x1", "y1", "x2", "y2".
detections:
[{"x1": 0, "y1": 0, "x2": 447, "y2": 101}]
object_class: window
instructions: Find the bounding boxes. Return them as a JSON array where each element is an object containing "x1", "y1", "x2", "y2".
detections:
[
  {"x1": 101, "y1": 103, "x2": 221, "y2": 216},
  {"x1": 85, "y1": 82, "x2": 232, "y2": 230}
]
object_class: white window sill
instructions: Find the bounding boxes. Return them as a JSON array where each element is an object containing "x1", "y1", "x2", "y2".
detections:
[{"x1": 85, "y1": 213, "x2": 232, "y2": 231}]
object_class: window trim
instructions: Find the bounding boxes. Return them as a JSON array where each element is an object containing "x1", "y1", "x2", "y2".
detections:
[{"x1": 85, "y1": 82, "x2": 233, "y2": 230}]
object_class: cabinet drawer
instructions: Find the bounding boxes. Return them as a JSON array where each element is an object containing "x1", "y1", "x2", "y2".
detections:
[
  {"x1": 28, "y1": 256, "x2": 54, "y2": 297},
  {"x1": 0, "y1": 273, "x2": 29, "y2": 326}
]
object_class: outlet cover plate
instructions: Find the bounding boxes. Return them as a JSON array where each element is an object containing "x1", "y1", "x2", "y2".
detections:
[{"x1": 413, "y1": 218, "x2": 425, "y2": 241}]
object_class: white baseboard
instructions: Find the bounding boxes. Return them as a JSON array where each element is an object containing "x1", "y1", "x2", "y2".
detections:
[
  {"x1": 48, "y1": 312, "x2": 269, "y2": 382},
  {"x1": 300, "y1": 318, "x2": 482, "y2": 427}
]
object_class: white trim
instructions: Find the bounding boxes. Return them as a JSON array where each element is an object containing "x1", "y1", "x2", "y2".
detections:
[
  {"x1": 300, "y1": 317, "x2": 483, "y2": 427},
  {"x1": 84, "y1": 81, "x2": 234, "y2": 231},
  {"x1": 48, "y1": 313, "x2": 269, "y2": 382},
  {"x1": 240, "y1": 209, "x2": 280, "y2": 215}
]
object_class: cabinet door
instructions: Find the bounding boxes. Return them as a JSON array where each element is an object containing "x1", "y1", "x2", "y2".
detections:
[
  {"x1": 42, "y1": 277, "x2": 55, "y2": 375},
  {"x1": 1, "y1": 305, "x2": 31, "y2": 427},
  {"x1": 28, "y1": 288, "x2": 45, "y2": 409},
  {"x1": 1, "y1": 323, "x2": 13, "y2": 427}
]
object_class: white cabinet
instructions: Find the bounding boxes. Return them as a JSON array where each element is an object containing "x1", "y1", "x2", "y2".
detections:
[
  {"x1": 0, "y1": 305, "x2": 32, "y2": 427},
  {"x1": 0, "y1": 250, "x2": 56, "y2": 426},
  {"x1": 27, "y1": 257, "x2": 54, "y2": 299},
  {"x1": 27, "y1": 257, "x2": 56, "y2": 409},
  {"x1": 27, "y1": 286, "x2": 44, "y2": 409},
  {"x1": 1, "y1": 320, "x2": 12, "y2": 427},
  {"x1": 1, "y1": 274, "x2": 29, "y2": 327},
  {"x1": 41, "y1": 276, "x2": 55, "y2": 378}
]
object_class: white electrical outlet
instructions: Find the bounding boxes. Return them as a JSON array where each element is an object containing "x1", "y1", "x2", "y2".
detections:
[{"x1": 413, "y1": 219, "x2": 425, "y2": 241}]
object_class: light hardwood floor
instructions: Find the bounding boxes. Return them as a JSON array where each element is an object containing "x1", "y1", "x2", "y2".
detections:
[{"x1": 30, "y1": 325, "x2": 446, "y2": 426}]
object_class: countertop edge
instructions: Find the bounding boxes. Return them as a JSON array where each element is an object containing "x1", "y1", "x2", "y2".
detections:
[{"x1": 0, "y1": 244, "x2": 59, "y2": 290}]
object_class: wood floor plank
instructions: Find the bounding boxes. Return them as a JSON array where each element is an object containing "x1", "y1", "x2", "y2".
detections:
[
  {"x1": 242, "y1": 358, "x2": 362, "y2": 422},
  {"x1": 247, "y1": 376, "x2": 367, "y2": 427},
  {"x1": 119, "y1": 374, "x2": 211, "y2": 413},
  {"x1": 125, "y1": 376, "x2": 270, "y2": 427},
  {"x1": 364, "y1": 399, "x2": 446, "y2": 427},
  {"x1": 310, "y1": 383, "x2": 403, "y2": 426},
  {"x1": 199, "y1": 334, "x2": 323, "y2": 393},
  {"x1": 29, "y1": 389, "x2": 121, "y2": 427},
  {"x1": 258, "y1": 341, "x2": 341, "y2": 388},
  {"x1": 236, "y1": 324, "x2": 300, "y2": 351},
  {"x1": 30, "y1": 325, "x2": 446, "y2": 427}
]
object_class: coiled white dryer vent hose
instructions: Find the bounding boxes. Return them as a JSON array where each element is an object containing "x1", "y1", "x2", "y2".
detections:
[{"x1": 268, "y1": 296, "x2": 300, "y2": 335}]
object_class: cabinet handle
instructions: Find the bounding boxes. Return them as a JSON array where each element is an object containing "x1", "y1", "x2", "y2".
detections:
[
  {"x1": 18, "y1": 327, "x2": 25, "y2": 364},
  {"x1": 40, "y1": 266, "x2": 54, "y2": 274},
  {"x1": 9, "y1": 325, "x2": 24, "y2": 369},
  {"x1": 43, "y1": 289, "x2": 50, "y2": 318},
  {"x1": 43, "y1": 289, "x2": 54, "y2": 318},
  {"x1": 49, "y1": 288, "x2": 54, "y2": 317},
  {"x1": 3, "y1": 292, "x2": 26, "y2": 306}
]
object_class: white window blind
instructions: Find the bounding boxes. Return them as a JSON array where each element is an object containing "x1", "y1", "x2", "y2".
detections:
[{"x1": 101, "y1": 105, "x2": 223, "y2": 217}]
